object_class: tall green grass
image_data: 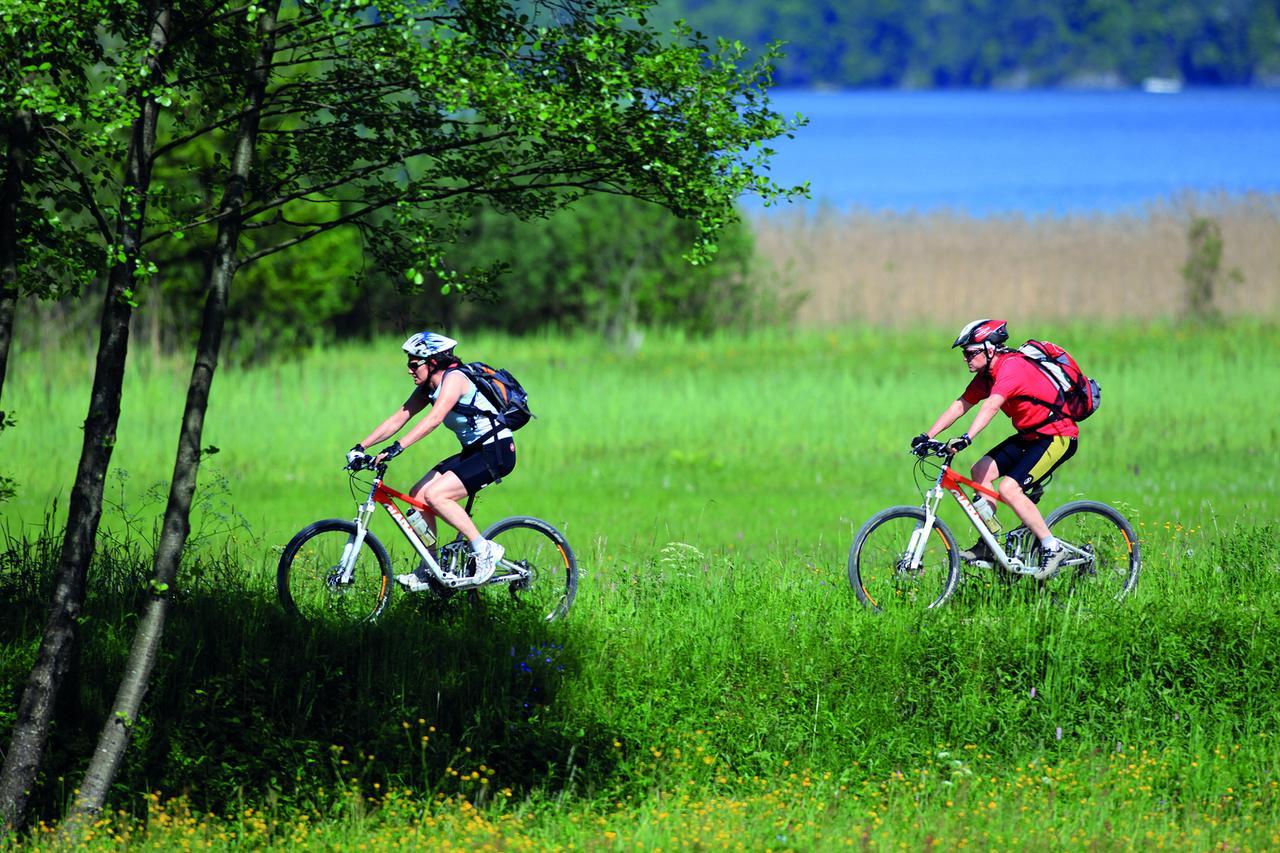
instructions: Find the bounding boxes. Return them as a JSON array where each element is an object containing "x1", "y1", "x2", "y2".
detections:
[
  {"x1": 5, "y1": 320, "x2": 1276, "y2": 547},
  {"x1": 3, "y1": 319, "x2": 1279, "y2": 846}
]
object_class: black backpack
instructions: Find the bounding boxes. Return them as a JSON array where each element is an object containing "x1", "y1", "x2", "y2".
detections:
[{"x1": 450, "y1": 361, "x2": 534, "y2": 439}]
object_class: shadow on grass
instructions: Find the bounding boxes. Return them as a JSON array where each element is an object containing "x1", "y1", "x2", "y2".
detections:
[{"x1": 0, "y1": 532, "x2": 612, "y2": 821}]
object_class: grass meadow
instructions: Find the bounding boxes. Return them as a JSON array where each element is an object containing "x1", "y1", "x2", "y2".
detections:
[{"x1": 2, "y1": 319, "x2": 1279, "y2": 848}]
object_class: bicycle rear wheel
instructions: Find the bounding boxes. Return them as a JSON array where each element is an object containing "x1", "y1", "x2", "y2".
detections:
[
  {"x1": 1043, "y1": 500, "x2": 1141, "y2": 603},
  {"x1": 848, "y1": 506, "x2": 961, "y2": 612},
  {"x1": 483, "y1": 516, "x2": 577, "y2": 621},
  {"x1": 277, "y1": 519, "x2": 393, "y2": 625}
]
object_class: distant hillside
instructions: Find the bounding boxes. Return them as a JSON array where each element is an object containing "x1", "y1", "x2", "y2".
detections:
[{"x1": 651, "y1": 0, "x2": 1280, "y2": 88}]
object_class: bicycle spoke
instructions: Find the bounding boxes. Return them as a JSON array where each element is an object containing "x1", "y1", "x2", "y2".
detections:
[
  {"x1": 849, "y1": 507, "x2": 960, "y2": 612},
  {"x1": 1046, "y1": 502, "x2": 1140, "y2": 604},
  {"x1": 278, "y1": 521, "x2": 392, "y2": 625},
  {"x1": 484, "y1": 518, "x2": 577, "y2": 622}
]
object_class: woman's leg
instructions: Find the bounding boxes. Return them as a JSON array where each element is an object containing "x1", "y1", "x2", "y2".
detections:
[{"x1": 415, "y1": 471, "x2": 482, "y2": 542}]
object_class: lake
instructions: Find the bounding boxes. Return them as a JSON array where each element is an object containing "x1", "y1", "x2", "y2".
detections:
[{"x1": 752, "y1": 88, "x2": 1280, "y2": 216}]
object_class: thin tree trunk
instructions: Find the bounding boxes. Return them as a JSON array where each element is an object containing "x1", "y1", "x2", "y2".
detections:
[
  {"x1": 0, "y1": 5, "x2": 172, "y2": 831},
  {"x1": 69, "y1": 0, "x2": 280, "y2": 819},
  {"x1": 0, "y1": 110, "x2": 33, "y2": 409}
]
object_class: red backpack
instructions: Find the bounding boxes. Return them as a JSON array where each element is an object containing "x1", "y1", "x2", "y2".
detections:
[{"x1": 1014, "y1": 340, "x2": 1101, "y2": 427}]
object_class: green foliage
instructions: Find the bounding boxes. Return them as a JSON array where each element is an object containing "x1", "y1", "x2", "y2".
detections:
[
  {"x1": 0, "y1": 409, "x2": 14, "y2": 502},
  {"x1": 7, "y1": 0, "x2": 806, "y2": 339},
  {"x1": 1184, "y1": 216, "x2": 1224, "y2": 320},
  {"x1": 0, "y1": 0, "x2": 140, "y2": 299},
  {"x1": 72, "y1": 196, "x2": 789, "y2": 358},
  {"x1": 379, "y1": 196, "x2": 789, "y2": 340},
  {"x1": 649, "y1": 0, "x2": 1280, "y2": 88},
  {"x1": 1181, "y1": 215, "x2": 1245, "y2": 322}
]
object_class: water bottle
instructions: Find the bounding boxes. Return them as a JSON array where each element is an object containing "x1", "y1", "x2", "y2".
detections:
[
  {"x1": 974, "y1": 494, "x2": 1002, "y2": 534},
  {"x1": 405, "y1": 507, "x2": 435, "y2": 545}
]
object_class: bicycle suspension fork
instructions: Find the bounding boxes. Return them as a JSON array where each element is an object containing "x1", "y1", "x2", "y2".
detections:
[
  {"x1": 337, "y1": 482, "x2": 379, "y2": 584},
  {"x1": 905, "y1": 483, "x2": 947, "y2": 570}
]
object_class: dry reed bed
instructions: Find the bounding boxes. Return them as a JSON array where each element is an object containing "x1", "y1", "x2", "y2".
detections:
[{"x1": 751, "y1": 193, "x2": 1280, "y2": 327}]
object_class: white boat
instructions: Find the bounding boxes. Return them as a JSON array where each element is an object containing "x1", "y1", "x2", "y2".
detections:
[{"x1": 1142, "y1": 76, "x2": 1183, "y2": 94}]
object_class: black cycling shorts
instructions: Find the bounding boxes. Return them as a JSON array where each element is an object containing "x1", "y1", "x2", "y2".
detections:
[
  {"x1": 432, "y1": 438, "x2": 516, "y2": 496},
  {"x1": 985, "y1": 433, "x2": 1077, "y2": 492}
]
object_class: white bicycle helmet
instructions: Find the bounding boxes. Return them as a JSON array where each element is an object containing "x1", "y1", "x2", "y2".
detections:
[{"x1": 402, "y1": 331, "x2": 457, "y2": 360}]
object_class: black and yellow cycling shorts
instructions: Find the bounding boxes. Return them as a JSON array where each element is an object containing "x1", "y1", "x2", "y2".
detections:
[{"x1": 985, "y1": 433, "x2": 1077, "y2": 494}]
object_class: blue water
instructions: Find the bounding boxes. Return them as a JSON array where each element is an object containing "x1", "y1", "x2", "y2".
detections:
[{"x1": 751, "y1": 88, "x2": 1280, "y2": 216}]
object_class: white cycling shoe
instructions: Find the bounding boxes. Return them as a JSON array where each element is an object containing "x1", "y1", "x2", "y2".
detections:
[
  {"x1": 470, "y1": 540, "x2": 505, "y2": 585},
  {"x1": 1033, "y1": 547, "x2": 1067, "y2": 581}
]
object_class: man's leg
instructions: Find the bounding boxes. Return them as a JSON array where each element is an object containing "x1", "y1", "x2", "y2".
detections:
[
  {"x1": 1000, "y1": 436, "x2": 1078, "y2": 579},
  {"x1": 970, "y1": 454, "x2": 999, "y2": 492},
  {"x1": 997, "y1": 477, "x2": 1050, "y2": 539},
  {"x1": 960, "y1": 455, "x2": 1002, "y2": 562}
]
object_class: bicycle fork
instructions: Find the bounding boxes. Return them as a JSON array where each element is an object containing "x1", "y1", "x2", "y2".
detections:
[
  {"x1": 335, "y1": 497, "x2": 377, "y2": 586},
  {"x1": 903, "y1": 486, "x2": 946, "y2": 571}
]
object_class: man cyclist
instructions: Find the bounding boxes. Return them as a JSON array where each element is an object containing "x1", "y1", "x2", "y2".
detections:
[
  {"x1": 347, "y1": 332, "x2": 514, "y2": 590},
  {"x1": 912, "y1": 319, "x2": 1078, "y2": 580}
]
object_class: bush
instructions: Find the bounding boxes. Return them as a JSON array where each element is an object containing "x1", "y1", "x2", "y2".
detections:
[{"x1": 25, "y1": 199, "x2": 792, "y2": 361}]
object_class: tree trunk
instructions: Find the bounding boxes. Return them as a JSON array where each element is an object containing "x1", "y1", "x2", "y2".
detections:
[
  {"x1": 69, "y1": 0, "x2": 280, "y2": 819},
  {"x1": 0, "y1": 110, "x2": 33, "y2": 410},
  {"x1": 0, "y1": 5, "x2": 172, "y2": 831}
]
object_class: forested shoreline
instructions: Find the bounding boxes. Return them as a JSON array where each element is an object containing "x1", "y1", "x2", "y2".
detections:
[{"x1": 652, "y1": 0, "x2": 1280, "y2": 88}]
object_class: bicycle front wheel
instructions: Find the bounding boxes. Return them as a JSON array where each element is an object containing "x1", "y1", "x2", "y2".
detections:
[
  {"x1": 483, "y1": 516, "x2": 577, "y2": 622},
  {"x1": 277, "y1": 519, "x2": 393, "y2": 625},
  {"x1": 848, "y1": 506, "x2": 961, "y2": 612},
  {"x1": 1044, "y1": 500, "x2": 1141, "y2": 603}
]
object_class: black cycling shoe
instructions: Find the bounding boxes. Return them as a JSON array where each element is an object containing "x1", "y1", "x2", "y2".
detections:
[{"x1": 959, "y1": 538, "x2": 995, "y2": 564}]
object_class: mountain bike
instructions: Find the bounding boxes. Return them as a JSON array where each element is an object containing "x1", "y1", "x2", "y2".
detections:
[
  {"x1": 848, "y1": 440, "x2": 1140, "y2": 611},
  {"x1": 277, "y1": 459, "x2": 577, "y2": 625}
]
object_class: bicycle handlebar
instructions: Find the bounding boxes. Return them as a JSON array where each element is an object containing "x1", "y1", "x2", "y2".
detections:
[
  {"x1": 911, "y1": 440, "x2": 954, "y2": 460},
  {"x1": 344, "y1": 455, "x2": 388, "y2": 476}
]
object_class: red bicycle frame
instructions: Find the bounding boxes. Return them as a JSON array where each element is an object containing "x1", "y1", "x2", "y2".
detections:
[{"x1": 914, "y1": 453, "x2": 1036, "y2": 575}]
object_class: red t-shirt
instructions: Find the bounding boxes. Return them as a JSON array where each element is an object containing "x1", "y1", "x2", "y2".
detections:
[{"x1": 961, "y1": 352, "x2": 1079, "y2": 438}]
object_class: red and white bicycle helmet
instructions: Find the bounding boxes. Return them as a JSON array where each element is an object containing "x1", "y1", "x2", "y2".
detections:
[
  {"x1": 952, "y1": 319, "x2": 1009, "y2": 349},
  {"x1": 402, "y1": 331, "x2": 457, "y2": 360}
]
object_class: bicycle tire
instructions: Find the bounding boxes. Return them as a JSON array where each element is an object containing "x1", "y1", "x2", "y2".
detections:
[
  {"x1": 848, "y1": 506, "x2": 961, "y2": 612},
  {"x1": 277, "y1": 519, "x2": 394, "y2": 624},
  {"x1": 1042, "y1": 499, "x2": 1141, "y2": 602},
  {"x1": 482, "y1": 516, "x2": 578, "y2": 622}
]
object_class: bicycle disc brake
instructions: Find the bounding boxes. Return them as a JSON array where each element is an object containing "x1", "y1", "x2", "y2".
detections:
[{"x1": 326, "y1": 566, "x2": 356, "y2": 590}]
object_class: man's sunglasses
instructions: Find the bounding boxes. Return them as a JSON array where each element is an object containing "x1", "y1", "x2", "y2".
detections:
[{"x1": 963, "y1": 348, "x2": 984, "y2": 362}]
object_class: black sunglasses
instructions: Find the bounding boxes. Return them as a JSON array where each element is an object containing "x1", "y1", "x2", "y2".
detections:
[
  {"x1": 963, "y1": 348, "x2": 984, "y2": 362},
  {"x1": 407, "y1": 358, "x2": 428, "y2": 370}
]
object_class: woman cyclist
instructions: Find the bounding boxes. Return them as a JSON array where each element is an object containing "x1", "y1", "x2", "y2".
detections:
[{"x1": 346, "y1": 332, "x2": 515, "y2": 589}]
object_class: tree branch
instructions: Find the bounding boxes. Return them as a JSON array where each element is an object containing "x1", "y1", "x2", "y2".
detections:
[
  {"x1": 236, "y1": 201, "x2": 381, "y2": 266},
  {"x1": 40, "y1": 126, "x2": 114, "y2": 243}
]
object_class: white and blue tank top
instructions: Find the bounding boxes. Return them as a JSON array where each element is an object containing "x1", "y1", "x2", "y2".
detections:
[{"x1": 432, "y1": 372, "x2": 513, "y2": 447}]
